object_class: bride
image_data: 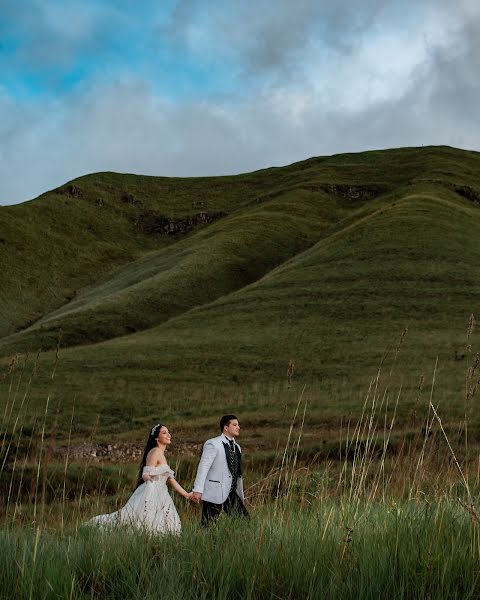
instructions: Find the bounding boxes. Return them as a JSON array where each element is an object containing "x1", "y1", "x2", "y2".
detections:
[{"x1": 87, "y1": 423, "x2": 193, "y2": 534}]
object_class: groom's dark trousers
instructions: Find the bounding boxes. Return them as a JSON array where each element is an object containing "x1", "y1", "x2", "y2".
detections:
[{"x1": 201, "y1": 490, "x2": 249, "y2": 527}]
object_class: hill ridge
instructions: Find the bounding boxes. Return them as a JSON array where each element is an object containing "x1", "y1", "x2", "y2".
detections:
[{"x1": 2, "y1": 145, "x2": 480, "y2": 360}]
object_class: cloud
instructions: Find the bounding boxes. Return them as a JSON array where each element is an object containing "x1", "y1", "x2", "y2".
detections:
[
  {"x1": 0, "y1": 0, "x2": 479, "y2": 205},
  {"x1": 161, "y1": 0, "x2": 433, "y2": 84},
  {"x1": 0, "y1": 0, "x2": 169, "y2": 92},
  {"x1": 0, "y1": 0, "x2": 114, "y2": 72}
]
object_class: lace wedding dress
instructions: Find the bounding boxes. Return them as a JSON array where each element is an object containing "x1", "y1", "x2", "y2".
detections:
[{"x1": 87, "y1": 465, "x2": 181, "y2": 534}]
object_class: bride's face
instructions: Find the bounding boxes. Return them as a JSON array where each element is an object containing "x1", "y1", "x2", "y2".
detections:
[{"x1": 156, "y1": 426, "x2": 171, "y2": 446}]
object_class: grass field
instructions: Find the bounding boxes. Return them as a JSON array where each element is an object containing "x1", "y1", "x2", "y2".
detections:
[
  {"x1": 2, "y1": 337, "x2": 480, "y2": 598},
  {"x1": 1, "y1": 386, "x2": 480, "y2": 598},
  {"x1": 2, "y1": 145, "x2": 480, "y2": 597},
  {"x1": 2, "y1": 145, "x2": 480, "y2": 448},
  {"x1": 2, "y1": 497, "x2": 480, "y2": 599}
]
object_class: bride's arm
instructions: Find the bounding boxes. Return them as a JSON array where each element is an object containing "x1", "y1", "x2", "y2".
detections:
[{"x1": 168, "y1": 477, "x2": 193, "y2": 500}]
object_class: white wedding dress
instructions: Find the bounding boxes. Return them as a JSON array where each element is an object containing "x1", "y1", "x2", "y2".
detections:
[{"x1": 87, "y1": 465, "x2": 181, "y2": 534}]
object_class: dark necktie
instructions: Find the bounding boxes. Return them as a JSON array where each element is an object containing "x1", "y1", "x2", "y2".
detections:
[{"x1": 224, "y1": 439, "x2": 238, "y2": 491}]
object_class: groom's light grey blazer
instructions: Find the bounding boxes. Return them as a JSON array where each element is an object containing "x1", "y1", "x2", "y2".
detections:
[{"x1": 193, "y1": 434, "x2": 244, "y2": 504}]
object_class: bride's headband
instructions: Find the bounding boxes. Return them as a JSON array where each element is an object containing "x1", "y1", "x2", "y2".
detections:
[{"x1": 151, "y1": 423, "x2": 162, "y2": 437}]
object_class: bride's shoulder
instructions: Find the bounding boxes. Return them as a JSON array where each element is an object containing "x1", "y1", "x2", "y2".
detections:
[
  {"x1": 147, "y1": 447, "x2": 162, "y2": 457},
  {"x1": 146, "y1": 447, "x2": 166, "y2": 466},
  {"x1": 143, "y1": 464, "x2": 172, "y2": 477}
]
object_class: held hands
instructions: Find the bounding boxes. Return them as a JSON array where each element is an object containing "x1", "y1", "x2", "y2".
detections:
[
  {"x1": 190, "y1": 491, "x2": 202, "y2": 504},
  {"x1": 184, "y1": 492, "x2": 199, "y2": 503}
]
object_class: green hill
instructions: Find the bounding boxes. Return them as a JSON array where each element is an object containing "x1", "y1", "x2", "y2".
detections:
[{"x1": 2, "y1": 145, "x2": 480, "y2": 446}]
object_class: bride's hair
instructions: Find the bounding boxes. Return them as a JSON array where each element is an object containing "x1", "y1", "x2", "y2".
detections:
[{"x1": 135, "y1": 423, "x2": 163, "y2": 489}]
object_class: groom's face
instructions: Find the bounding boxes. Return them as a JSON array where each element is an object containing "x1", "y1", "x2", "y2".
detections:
[{"x1": 224, "y1": 419, "x2": 240, "y2": 438}]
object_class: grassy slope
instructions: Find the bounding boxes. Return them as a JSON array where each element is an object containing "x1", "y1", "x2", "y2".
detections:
[
  {"x1": 3, "y1": 144, "x2": 477, "y2": 352},
  {"x1": 54, "y1": 184, "x2": 480, "y2": 397},
  {"x1": 0, "y1": 165, "x2": 314, "y2": 339},
  {"x1": 0, "y1": 189, "x2": 355, "y2": 351},
  {"x1": 2, "y1": 145, "x2": 480, "y2": 443}
]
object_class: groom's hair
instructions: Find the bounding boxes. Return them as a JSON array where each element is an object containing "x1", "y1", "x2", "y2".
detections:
[{"x1": 220, "y1": 414, "x2": 237, "y2": 431}]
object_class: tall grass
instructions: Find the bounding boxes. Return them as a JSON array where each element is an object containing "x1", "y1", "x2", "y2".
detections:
[
  {"x1": 1, "y1": 499, "x2": 479, "y2": 599},
  {"x1": 2, "y1": 329, "x2": 480, "y2": 598}
]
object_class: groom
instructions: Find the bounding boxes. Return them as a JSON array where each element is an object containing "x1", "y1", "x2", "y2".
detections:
[{"x1": 191, "y1": 414, "x2": 249, "y2": 526}]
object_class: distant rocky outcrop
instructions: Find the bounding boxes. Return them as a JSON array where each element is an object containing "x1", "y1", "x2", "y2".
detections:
[
  {"x1": 309, "y1": 183, "x2": 388, "y2": 201},
  {"x1": 56, "y1": 184, "x2": 83, "y2": 198},
  {"x1": 133, "y1": 210, "x2": 226, "y2": 235},
  {"x1": 455, "y1": 185, "x2": 480, "y2": 204},
  {"x1": 121, "y1": 191, "x2": 140, "y2": 205},
  {"x1": 59, "y1": 441, "x2": 202, "y2": 462}
]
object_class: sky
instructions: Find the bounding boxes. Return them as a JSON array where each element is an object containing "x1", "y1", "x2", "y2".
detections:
[{"x1": 1, "y1": 0, "x2": 479, "y2": 205}]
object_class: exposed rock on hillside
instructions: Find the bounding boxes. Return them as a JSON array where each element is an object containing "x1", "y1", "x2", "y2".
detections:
[
  {"x1": 60, "y1": 441, "x2": 202, "y2": 462},
  {"x1": 311, "y1": 184, "x2": 388, "y2": 202},
  {"x1": 133, "y1": 210, "x2": 226, "y2": 235},
  {"x1": 456, "y1": 185, "x2": 480, "y2": 204},
  {"x1": 56, "y1": 184, "x2": 83, "y2": 197},
  {"x1": 121, "y1": 192, "x2": 140, "y2": 205}
]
